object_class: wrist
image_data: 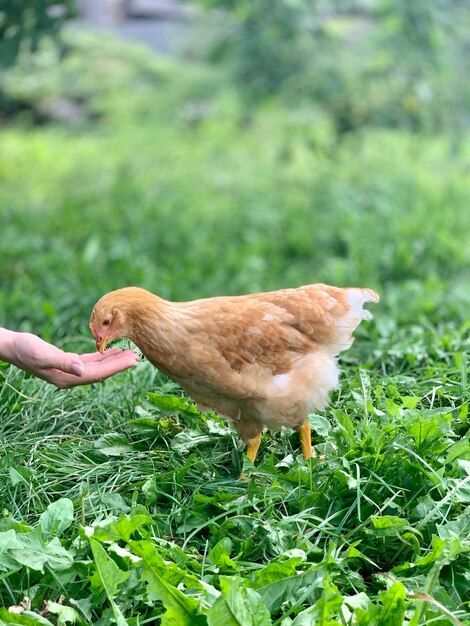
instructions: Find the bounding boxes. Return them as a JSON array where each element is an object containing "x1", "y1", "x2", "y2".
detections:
[{"x1": 0, "y1": 328, "x2": 19, "y2": 364}]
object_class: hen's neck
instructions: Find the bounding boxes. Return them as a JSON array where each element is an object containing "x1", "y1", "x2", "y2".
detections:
[{"x1": 126, "y1": 297, "x2": 187, "y2": 358}]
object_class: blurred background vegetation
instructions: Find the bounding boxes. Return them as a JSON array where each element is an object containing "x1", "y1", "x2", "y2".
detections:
[{"x1": 0, "y1": 0, "x2": 469, "y2": 345}]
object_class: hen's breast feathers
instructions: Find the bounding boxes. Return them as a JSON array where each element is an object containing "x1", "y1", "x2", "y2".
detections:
[{"x1": 133, "y1": 284, "x2": 378, "y2": 406}]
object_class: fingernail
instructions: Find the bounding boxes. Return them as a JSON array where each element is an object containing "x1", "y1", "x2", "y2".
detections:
[{"x1": 71, "y1": 362, "x2": 85, "y2": 376}]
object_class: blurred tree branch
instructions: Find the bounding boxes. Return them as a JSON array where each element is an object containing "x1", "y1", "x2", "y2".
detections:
[
  {"x1": 187, "y1": 0, "x2": 469, "y2": 138},
  {"x1": 0, "y1": 1, "x2": 77, "y2": 114},
  {"x1": 0, "y1": 0, "x2": 77, "y2": 68}
]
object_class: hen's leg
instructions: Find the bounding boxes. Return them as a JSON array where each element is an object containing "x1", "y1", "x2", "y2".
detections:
[
  {"x1": 297, "y1": 419, "x2": 315, "y2": 459},
  {"x1": 245, "y1": 433, "x2": 261, "y2": 464}
]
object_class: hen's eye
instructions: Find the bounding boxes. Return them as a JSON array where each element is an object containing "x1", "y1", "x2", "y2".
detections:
[{"x1": 103, "y1": 319, "x2": 110, "y2": 326}]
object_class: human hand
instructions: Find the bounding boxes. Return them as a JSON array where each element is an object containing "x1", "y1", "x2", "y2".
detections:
[{"x1": 1, "y1": 330, "x2": 140, "y2": 388}]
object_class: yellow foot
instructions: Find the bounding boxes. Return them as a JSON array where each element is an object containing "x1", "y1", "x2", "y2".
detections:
[
  {"x1": 297, "y1": 419, "x2": 316, "y2": 460},
  {"x1": 245, "y1": 433, "x2": 261, "y2": 464},
  {"x1": 239, "y1": 433, "x2": 262, "y2": 478}
]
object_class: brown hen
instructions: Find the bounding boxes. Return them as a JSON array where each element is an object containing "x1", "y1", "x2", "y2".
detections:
[{"x1": 90, "y1": 284, "x2": 379, "y2": 465}]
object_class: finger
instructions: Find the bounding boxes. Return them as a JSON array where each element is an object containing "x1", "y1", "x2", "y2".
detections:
[
  {"x1": 79, "y1": 349, "x2": 139, "y2": 364},
  {"x1": 47, "y1": 352, "x2": 140, "y2": 388},
  {"x1": 79, "y1": 347, "x2": 126, "y2": 363},
  {"x1": 82, "y1": 352, "x2": 140, "y2": 381},
  {"x1": 101, "y1": 347, "x2": 126, "y2": 357},
  {"x1": 41, "y1": 350, "x2": 85, "y2": 377},
  {"x1": 101, "y1": 349, "x2": 140, "y2": 362}
]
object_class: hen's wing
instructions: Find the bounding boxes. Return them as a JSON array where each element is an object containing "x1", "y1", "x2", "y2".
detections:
[{"x1": 175, "y1": 284, "x2": 378, "y2": 390}]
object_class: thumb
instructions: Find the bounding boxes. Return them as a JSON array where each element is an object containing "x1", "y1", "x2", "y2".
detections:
[{"x1": 59, "y1": 353, "x2": 85, "y2": 377}]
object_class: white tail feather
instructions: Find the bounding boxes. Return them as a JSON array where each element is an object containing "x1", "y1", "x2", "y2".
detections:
[{"x1": 326, "y1": 287, "x2": 379, "y2": 355}]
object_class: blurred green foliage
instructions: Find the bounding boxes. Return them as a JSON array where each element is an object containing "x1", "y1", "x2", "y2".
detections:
[
  {"x1": 0, "y1": 22, "x2": 469, "y2": 624},
  {"x1": 0, "y1": 30, "x2": 469, "y2": 345},
  {"x1": 0, "y1": 0, "x2": 77, "y2": 67},
  {"x1": 190, "y1": 0, "x2": 469, "y2": 137},
  {"x1": 0, "y1": 0, "x2": 77, "y2": 116}
]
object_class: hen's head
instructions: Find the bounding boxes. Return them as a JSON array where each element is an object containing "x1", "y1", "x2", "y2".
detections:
[{"x1": 90, "y1": 287, "x2": 151, "y2": 352}]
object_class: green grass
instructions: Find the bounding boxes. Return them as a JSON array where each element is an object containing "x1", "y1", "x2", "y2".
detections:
[{"x1": 0, "y1": 29, "x2": 470, "y2": 625}]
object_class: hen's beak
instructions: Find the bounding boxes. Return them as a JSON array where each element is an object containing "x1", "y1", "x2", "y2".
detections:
[{"x1": 96, "y1": 336, "x2": 109, "y2": 353}]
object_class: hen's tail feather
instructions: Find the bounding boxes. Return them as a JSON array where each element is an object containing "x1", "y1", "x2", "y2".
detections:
[
  {"x1": 346, "y1": 288, "x2": 380, "y2": 319},
  {"x1": 323, "y1": 287, "x2": 379, "y2": 355}
]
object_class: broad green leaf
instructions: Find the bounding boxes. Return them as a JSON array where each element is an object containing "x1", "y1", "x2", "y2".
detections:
[
  {"x1": 46, "y1": 601, "x2": 81, "y2": 625},
  {"x1": 206, "y1": 418, "x2": 232, "y2": 435},
  {"x1": 160, "y1": 607, "x2": 205, "y2": 626},
  {"x1": 346, "y1": 543, "x2": 378, "y2": 566},
  {"x1": 0, "y1": 609, "x2": 54, "y2": 625},
  {"x1": 444, "y1": 438, "x2": 470, "y2": 465},
  {"x1": 112, "y1": 604, "x2": 130, "y2": 626},
  {"x1": 146, "y1": 393, "x2": 201, "y2": 415},
  {"x1": 355, "y1": 604, "x2": 381, "y2": 626},
  {"x1": 457, "y1": 459, "x2": 470, "y2": 475},
  {"x1": 10, "y1": 533, "x2": 73, "y2": 572},
  {"x1": 94, "y1": 433, "x2": 134, "y2": 457},
  {"x1": 36, "y1": 537, "x2": 74, "y2": 571},
  {"x1": 129, "y1": 540, "x2": 206, "y2": 626},
  {"x1": 446, "y1": 474, "x2": 470, "y2": 504},
  {"x1": 171, "y1": 430, "x2": 214, "y2": 453},
  {"x1": 308, "y1": 414, "x2": 331, "y2": 437},
  {"x1": 378, "y1": 583, "x2": 406, "y2": 626},
  {"x1": 88, "y1": 512, "x2": 153, "y2": 542},
  {"x1": 9, "y1": 466, "x2": 31, "y2": 486},
  {"x1": 332, "y1": 410, "x2": 356, "y2": 446},
  {"x1": 129, "y1": 417, "x2": 160, "y2": 431},
  {"x1": 69, "y1": 598, "x2": 93, "y2": 623},
  {"x1": 343, "y1": 593, "x2": 371, "y2": 611},
  {"x1": 89, "y1": 538, "x2": 131, "y2": 626},
  {"x1": 206, "y1": 577, "x2": 271, "y2": 626},
  {"x1": 437, "y1": 507, "x2": 470, "y2": 544},
  {"x1": 400, "y1": 396, "x2": 420, "y2": 409},
  {"x1": 0, "y1": 529, "x2": 23, "y2": 571},
  {"x1": 208, "y1": 538, "x2": 238, "y2": 572},
  {"x1": 407, "y1": 413, "x2": 452, "y2": 451},
  {"x1": 129, "y1": 539, "x2": 204, "y2": 591},
  {"x1": 290, "y1": 576, "x2": 343, "y2": 625},
  {"x1": 413, "y1": 536, "x2": 447, "y2": 568},
  {"x1": 371, "y1": 516, "x2": 409, "y2": 529},
  {"x1": 257, "y1": 567, "x2": 325, "y2": 613},
  {"x1": 39, "y1": 498, "x2": 74, "y2": 538},
  {"x1": 369, "y1": 516, "x2": 410, "y2": 536},
  {"x1": 99, "y1": 493, "x2": 130, "y2": 515},
  {"x1": 414, "y1": 495, "x2": 437, "y2": 520},
  {"x1": 252, "y1": 559, "x2": 302, "y2": 588},
  {"x1": 89, "y1": 538, "x2": 131, "y2": 598},
  {"x1": 0, "y1": 517, "x2": 30, "y2": 534},
  {"x1": 459, "y1": 402, "x2": 469, "y2": 420},
  {"x1": 206, "y1": 596, "x2": 242, "y2": 626},
  {"x1": 355, "y1": 583, "x2": 407, "y2": 626}
]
